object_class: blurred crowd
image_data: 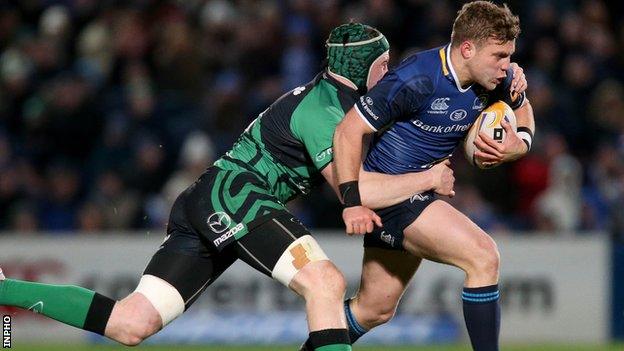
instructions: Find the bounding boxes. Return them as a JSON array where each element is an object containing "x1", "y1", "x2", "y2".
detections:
[{"x1": 0, "y1": 0, "x2": 623, "y2": 238}]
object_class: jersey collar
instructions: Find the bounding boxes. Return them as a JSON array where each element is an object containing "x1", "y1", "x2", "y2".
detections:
[
  {"x1": 322, "y1": 70, "x2": 360, "y2": 102},
  {"x1": 439, "y1": 44, "x2": 473, "y2": 93}
]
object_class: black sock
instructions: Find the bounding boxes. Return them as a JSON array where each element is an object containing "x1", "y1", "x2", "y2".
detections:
[
  {"x1": 299, "y1": 299, "x2": 366, "y2": 350},
  {"x1": 462, "y1": 284, "x2": 500, "y2": 351},
  {"x1": 307, "y1": 328, "x2": 350, "y2": 350}
]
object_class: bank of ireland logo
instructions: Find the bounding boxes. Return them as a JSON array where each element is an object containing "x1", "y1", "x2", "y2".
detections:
[
  {"x1": 450, "y1": 109, "x2": 467, "y2": 121},
  {"x1": 430, "y1": 97, "x2": 450, "y2": 111},
  {"x1": 207, "y1": 212, "x2": 231, "y2": 234}
]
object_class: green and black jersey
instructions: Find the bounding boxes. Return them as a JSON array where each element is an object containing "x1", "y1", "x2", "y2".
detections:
[{"x1": 196, "y1": 71, "x2": 359, "y2": 249}]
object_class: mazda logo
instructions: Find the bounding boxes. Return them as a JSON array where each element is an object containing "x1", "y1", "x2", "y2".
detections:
[{"x1": 207, "y1": 212, "x2": 231, "y2": 233}]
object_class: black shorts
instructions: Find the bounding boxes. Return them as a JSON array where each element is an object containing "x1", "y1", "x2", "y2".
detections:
[
  {"x1": 364, "y1": 191, "x2": 436, "y2": 251},
  {"x1": 142, "y1": 168, "x2": 311, "y2": 309},
  {"x1": 176, "y1": 166, "x2": 291, "y2": 251}
]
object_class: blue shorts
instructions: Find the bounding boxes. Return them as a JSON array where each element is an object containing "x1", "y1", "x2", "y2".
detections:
[{"x1": 364, "y1": 191, "x2": 437, "y2": 251}]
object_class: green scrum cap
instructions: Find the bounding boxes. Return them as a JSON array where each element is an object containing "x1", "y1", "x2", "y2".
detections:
[{"x1": 326, "y1": 23, "x2": 389, "y2": 92}]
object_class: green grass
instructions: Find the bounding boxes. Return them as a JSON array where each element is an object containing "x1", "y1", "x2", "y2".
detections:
[{"x1": 8, "y1": 344, "x2": 624, "y2": 351}]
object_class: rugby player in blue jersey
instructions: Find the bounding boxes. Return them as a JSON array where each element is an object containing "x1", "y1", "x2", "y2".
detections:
[{"x1": 332, "y1": 2, "x2": 534, "y2": 350}]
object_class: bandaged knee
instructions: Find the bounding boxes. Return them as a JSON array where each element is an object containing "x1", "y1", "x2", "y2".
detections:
[
  {"x1": 272, "y1": 234, "x2": 329, "y2": 286},
  {"x1": 134, "y1": 274, "x2": 185, "y2": 326}
]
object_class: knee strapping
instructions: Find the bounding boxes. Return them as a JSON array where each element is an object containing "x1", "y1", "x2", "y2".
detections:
[
  {"x1": 272, "y1": 235, "x2": 330, "y2": 286},
  {"x1": 134, "y1": 274, "x2": 185, "y2": 326}
]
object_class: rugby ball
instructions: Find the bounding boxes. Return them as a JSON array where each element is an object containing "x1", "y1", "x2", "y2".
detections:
[{"x1": 463, "y1": 101, "x2": 517, "y2": 169}]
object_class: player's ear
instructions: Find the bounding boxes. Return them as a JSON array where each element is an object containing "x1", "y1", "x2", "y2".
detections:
[{"x1": 460, "y1": 40, "x2": 474, "y2": 59}]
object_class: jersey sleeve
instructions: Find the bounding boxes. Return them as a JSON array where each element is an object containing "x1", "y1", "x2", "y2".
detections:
[
  {"x1": 353, "y1": 70, "x2": 434, "y2": 131},
  {"x1": 292, "y1": 106, "x2": 342, "y2": 171},
  {"x1": 492, "y1": 67, "x2": 526, "y2": 110}
]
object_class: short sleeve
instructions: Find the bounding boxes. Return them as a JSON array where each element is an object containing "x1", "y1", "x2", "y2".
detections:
[{"x1": 292, "y1": 106, "x2": 343, "y2": 171}]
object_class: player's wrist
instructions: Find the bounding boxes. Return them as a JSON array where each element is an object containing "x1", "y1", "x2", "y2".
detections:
[
  {"x1": 339, "y1": 181, "x2": 362, "y2": 208},
  {"x1": 517, "y1": 127, "x2": 533, "y2": 153},
  {"x1": 424, "y1": 169, "x2": 437, "y2": 191}
]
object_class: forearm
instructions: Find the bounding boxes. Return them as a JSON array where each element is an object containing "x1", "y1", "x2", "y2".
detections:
[
  {"x1": 516, "y1": 100, "x2": 535, "y2": 131},
  {"x1": 359, "y1": 170, "x2": 433, "y2": 209},
  {"x1": 333, "y1": 133, "x2": 363, "y2": 185},
  {"x1": 333, "y1": 110, "x2": 367, "y2": 186},
  {"x1": 514, "y1": 100, "x2": 535, "y2": 155}
]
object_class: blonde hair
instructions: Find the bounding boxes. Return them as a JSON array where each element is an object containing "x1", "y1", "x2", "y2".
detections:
[{"x1": 451, "y1": 1, "x2": 520, "y2": 47}]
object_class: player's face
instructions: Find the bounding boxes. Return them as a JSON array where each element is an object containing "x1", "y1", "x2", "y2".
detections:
[
  {"x1": 367, "y1": 51, "x2": 390, "y2": 90},
  {"x1": 470, "y1": 39, "x2": 515, "y2": 90}
]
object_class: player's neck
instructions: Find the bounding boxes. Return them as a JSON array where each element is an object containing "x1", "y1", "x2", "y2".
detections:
[
  {"x1": 449, "y1": 47, "x2": 474, "y2": 89},
  {"x1": 327, "y1": 70, "x2": 358, "y2": 90}
]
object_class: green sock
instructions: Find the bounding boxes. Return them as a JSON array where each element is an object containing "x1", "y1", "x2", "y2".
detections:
[{"x1": 0, "y1": 278, "x2": 115, "y2": 334}]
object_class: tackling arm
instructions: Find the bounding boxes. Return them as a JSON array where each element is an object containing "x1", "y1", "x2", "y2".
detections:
[
  {"x1": 333, "y1": 107, "x2": 373, "y2": 188},
  {"x1": 332, "y1": 107, "x2": 382, "y2": 234},
  {"x1": 331, "y1": 112, "x2": 450, "y2": 209},
  {"x1": 322, "y1": 161, "x2": 455, "y2": 210}
]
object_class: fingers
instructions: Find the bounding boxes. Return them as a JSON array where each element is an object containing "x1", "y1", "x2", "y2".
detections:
[
  {"x1": 366, "y1": 220, "x2": 374, "y2": 233},
  {"x1": 474, "y1": 133, "x2": 503, "y2": 158},
  {"x1": 345, "y1": 220, "x2": 364, "y2": 236},
  {"x1": 514, "y1": 78, "x2": 527, "y2": 94},
  {"x1": 510, "y1": 65, "x2": 528, "y2": 96},
  {"x1": 500, "y1": 119, "x2": 518, "y2": 139},
  {"x1": 480, "y1": 161, "x2": 500, "y2": 168},
  {"x1": 354, "y1": 222, "x2": 366, "y2": 235},
  {"x1": 345, "y1": 222, "x2": 354, "y2": 235},
  {"x1": 474, "y1": 149, "x2": 502, "y2": 162},
  {"x1": 500, "y1": 119, "x2": 513, "y2": 133},
  {"x1": 432, "y1": 159, "x2": 452, "y2": 171},
  {"x1": 510, "y1": 63, "x2": 526, "y2": 94},
  {"x1": 352, "y1": 220, "x2": 372, "y2": 235},
  {"x1": 373, "y1": 213, "x2": 383, "y2": 228},
  {"x1": 477, "y1": 131, "x2": 503, "y2": 148},
  {"x1": 342, "y1": 206, "x2": 381, "y2": 236}
]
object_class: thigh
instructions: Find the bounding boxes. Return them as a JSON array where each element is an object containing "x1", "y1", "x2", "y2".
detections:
[
  {"x1": 143, "y1": 187, "x2": 239, "y2": 309},
  {"x1": 402, "y1": 200, "x2": 496, "y2": 270},
  {"x1": 364, "y1": 191, "x2": 436, "y2": 251},
  {"x1": 355, "y1": 247, "x2": 421, "y2": 308},
  {"x1": 184, "y1": 167, "x2": 288, "y2": 251},
  {"x1": 143, "y1": 234, "x2": 239, "y2": 309},
  {"x1": 233, "y1": 212, "x2": 330, "y2": 288}
]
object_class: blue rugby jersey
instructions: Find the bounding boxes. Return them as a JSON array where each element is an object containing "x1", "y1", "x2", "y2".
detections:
[{"x1": 356, "y1": 45, "x2": 525, "y2": 174}]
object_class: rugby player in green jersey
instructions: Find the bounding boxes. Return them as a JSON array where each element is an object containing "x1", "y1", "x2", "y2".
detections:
[{"x1": 0, "y1": 23, "x2": 454, "y2": 350}]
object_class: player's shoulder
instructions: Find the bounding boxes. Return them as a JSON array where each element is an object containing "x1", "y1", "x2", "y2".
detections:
[
  {"x1": 385, "y1": 46, "x2": 444, "y2": 98},
  {"x1": 393, "y1": 46, "x2": 443, "y2": 78}
]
